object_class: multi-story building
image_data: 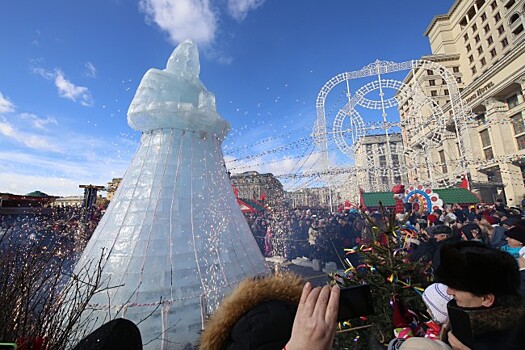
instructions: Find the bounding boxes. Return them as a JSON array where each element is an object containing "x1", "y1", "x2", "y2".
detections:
[
  {"x1": 106, "y1": 178, "x2": 122, "y2": 201},
  {"x1": 284, "y1": 187, "x2": 333, "y2": 209},
  {"x1": 229, "y1": 171, "x2": 284, "y2": 206},
  {"x1": 401, "y1": 0, "x2": 525, "y2": 205},
  {"x1": 354, "y1": 133, "x2": 408, "y2": 192}
]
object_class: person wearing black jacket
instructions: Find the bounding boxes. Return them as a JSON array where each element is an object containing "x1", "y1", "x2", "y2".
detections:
[
  {"x1": 437, "y1": 241, "x2": 525, "y2": 350},
  {"x1": 410, "y1": 225, "x2": 460, "y2": 271}
]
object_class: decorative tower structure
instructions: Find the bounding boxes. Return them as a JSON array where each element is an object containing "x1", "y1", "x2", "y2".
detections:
[{"x1": 72, "y1": 41, "x2": 269, "y2": 349}]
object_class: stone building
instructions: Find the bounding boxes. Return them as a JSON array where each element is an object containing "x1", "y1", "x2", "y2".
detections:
[
  {"x1": 353, "y1": 133, "x2": 408, "y2": 192},
  {"x1": 400, "y1": 0, "x2": 525, "y2": 205},
  {"x1": 284, "y1": 187, "x2": 333, "y2": 209},
  {"x1": 106, "y1": 177, "x2": 122, "y2": 201},
  {"x1": 229, "y1": 171, "x2": 284, "y2": 206}
]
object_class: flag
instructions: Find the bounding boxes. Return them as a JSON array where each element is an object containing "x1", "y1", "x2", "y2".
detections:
[
  {"x1": 459, "y1": 174, "x2": 470, "y2": 190},
  {"x1": 359, "y1": 187, "x2": 367, "y2": 211}
]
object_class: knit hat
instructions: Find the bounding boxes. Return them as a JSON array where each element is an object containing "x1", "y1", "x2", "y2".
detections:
[
  {"x1": 505, "y1": 226, "x2": 525, "y2": 245},
  {"x1": 427, "y1": 214, "x2": 438, "y2": 224},
  {"x1": 436, "y1": 241, "x2": 520, "y2": 297},
  {"x1": 422, "y1": 283, "x2": 453, "y2": 324}
]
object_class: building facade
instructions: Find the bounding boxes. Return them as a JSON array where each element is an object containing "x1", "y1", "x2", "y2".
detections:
[
  {"x1": 354, "y1": 133, "x2": 408, "y2": 192},
  {"x1": 229, "y1": 171, "x2": 284, "y2": 206},
  {"x1": 402, "y1": 0, "x2": 525, "y2": 205},
  {"x1": 284, "y1": 187, "x2": 333, "y2": 209}
]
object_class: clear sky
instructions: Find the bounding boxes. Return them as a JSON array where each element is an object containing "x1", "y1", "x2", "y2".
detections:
[{"x1": 0, "y1": 0, "x2": 454, "y2": 196}]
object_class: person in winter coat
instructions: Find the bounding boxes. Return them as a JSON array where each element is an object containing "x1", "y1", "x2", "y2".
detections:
[
  {"x1": 437, "y1": 241, "x2": 525, "y2": 350},
  {"x1": 199, "y1": 273, "x2": 339, "y2": 350}
]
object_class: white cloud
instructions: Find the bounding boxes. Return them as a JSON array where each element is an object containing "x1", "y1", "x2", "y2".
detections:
[
  {"x1": 139, "y1": 0, "x2": 217, "y2": 45},
  {"x1": 226, "y1": 0, "x2": 265, "y2": 21},
  {"x1": 55, "y1": 70, "x2": 94, "y2": 106},
  {"x1": 31, "y1": 65, "x2": 94, "y2": 106},
  {"x1": 0, "y1": 92, "x2": 15, "y2": 113},
  {"x1": 0, "y1": 118, "x2": 62, "y2": 152},
  {"x1": 20, "y1": 113, "x2": 58, "y2": 130},
  {"x1": 85, "y1": 62, "x2": 97, "y2": 78}
]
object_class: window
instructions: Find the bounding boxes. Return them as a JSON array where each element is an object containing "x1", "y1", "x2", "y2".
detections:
[
  {"x1": 487, "y1": 36, "x2": 494, "y2": 45},
  {"x1": 429, "y1": 80, "x2": 436, "y2": 86},
  {"x1": 427, "y1": 69, "x2": 434, "y2": 75},
  {"x1": 439, "y1": 150, "x2": 448, "y2": 174},
  {"x1": 511, "y1": 113, "x2": 525, "y2": 134},
  {"x1": 498, "y1": 25, "x2": 505, "y2": 35},
  {"x1": 484, "y1": 24, "x2": 490, "y2": 33},
  {"x1": 495, "y1": 12, "x2": 501, "y2": 22},
  {"x1": 469, "y1": 55, "x2": 474, "y2": 63},
  {"x1": 490, "y1": 48, "x2": 497, "y2": 57},
  {"x1": 505, "y1": 0, "x2": 516, "y2": 9},
  {"x1": 464, "y1": 33, "x2": 469, "y2": 41},
  {"x1": 517, "y1": 135, "x2": 525, "y2": 150},
  {"x1": 472, "y1": 23, "x2": 478, "y2": 32},
  {"x1": 491, "y1": 0, "x2": 497, "y2": 10},
  {"x1": 444, "y1": 89, "x2": 449, "y2": 95},
  {"x1": 442, "y1": 79, "x2": 446, "y2": 85},
  {"x1": 480, "y1": 129, "x2": 491, "y2": 147},
  {"x1": 392, "y1": 154, "x2": 400, "y2": 167},
  {"x1": 472, "y1": 66, "x2": 478, "y2": 74},
  {"x1": 431, "y1": 90, "x2": 438, "y2": 97},
  {"x1": 379, "y1": 155, "x2": 387, "y2": 168},
  {"x1": 481, "y1": 12, "x2": 487, "y2": 21},
  {"x1": 475, "y1": 34, "x2": 481, "y2": 43},
  {"x1": 502, "y1": 37, "x2": 509, "y2": 48},
  {"x1": 484, "y1": 147, "x2": 494, "y2": 159},
  {"x1": 481, "y1": 57, "x2": 487, "y2": 66},
  {"x1": 467, "y1": 43, "x2": 472, "y2": 51},
  {"x1": 477, "y1": 46, "x2": 484, "y2": 54},
  {"x1": 453, "y1": 66, "x2": 460, "y2": 73},
  {"x1": 507, "y1": 94, "x2": 519, "y2": 109},
  {"x1": 457, "y1": 77, "x2": 462, "y2": 83}
]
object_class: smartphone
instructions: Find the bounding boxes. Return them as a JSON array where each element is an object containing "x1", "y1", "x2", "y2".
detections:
[
  {"x1": 337, "y1": 284, "x2": 374, "y2": 322},
  {"x1": 0, "y1": 344, "x2": 16, "y2": 350},
  {"x1": 446, "y1": 300, "x2": 475, "y2": 349}
]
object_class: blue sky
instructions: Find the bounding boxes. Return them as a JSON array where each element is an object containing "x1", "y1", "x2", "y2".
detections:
[{"x1": 0, "y1": 0, "x2": 454, "y2": 196}]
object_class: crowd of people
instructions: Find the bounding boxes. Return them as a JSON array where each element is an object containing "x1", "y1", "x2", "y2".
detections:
[
  {"x1": 0, "y1": 204, "x2": 104, "y2": 259},
  {"x1": 233, "y1": 198, "x2": 525, "y2": 349},
  {"x1": 244, "y1": 207, "x2": 367, "y2": 267},
  {"x1": 2, "y1": 194, "x2": 525, "y2": 349}
]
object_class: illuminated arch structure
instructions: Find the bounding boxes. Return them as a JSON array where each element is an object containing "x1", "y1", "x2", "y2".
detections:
[{"x1": 314, "y1": 59, "x2": 473, "y2": 202}]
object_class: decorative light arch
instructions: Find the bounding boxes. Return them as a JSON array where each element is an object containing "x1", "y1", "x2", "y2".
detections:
[{"x1": 314, "y1": 59, "x2": 472, "y2": 200}]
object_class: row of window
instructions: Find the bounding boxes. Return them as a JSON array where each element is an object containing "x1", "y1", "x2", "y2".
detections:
[
  {"x1": 469, "y1": 37, "x2": 509, "y2": 75},
  {"x1": 479, "y1": 111, "x2": 525, "y2": 160},
  {"x1": 466, "y1": 25, "x2": 506, "y2": 52},
  {"x1": 427, "y1": 67, "x2": 460, "y2": 75}
]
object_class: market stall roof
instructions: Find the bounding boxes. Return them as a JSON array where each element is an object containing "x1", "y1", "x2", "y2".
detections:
[
  {"x1": 25, "y1": 190, "x2": 50, "y2": 197},
  {"x1": 362, "y1": 188, "x2": 480, "y2": 208}
]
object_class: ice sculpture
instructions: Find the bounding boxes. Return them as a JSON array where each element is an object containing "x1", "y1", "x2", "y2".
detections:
[{"x1": 72, "y1": 40, "x2": 269, "y2": 349}]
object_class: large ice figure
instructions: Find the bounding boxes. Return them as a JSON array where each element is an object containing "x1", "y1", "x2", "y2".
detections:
[{"x1": 72, "y1": 40, "x2": 269, "y2": 349}]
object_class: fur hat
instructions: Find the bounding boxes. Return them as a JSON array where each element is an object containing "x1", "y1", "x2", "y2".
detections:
[
  {"x1": 460, "y1": 223, "x2": 481, "y2": 241},
  {"x1": 199, "y1": 273, "x2": 304, "y2": 350},
  {"x1": 436, "y1": 241, "x2": 520, "y2": 297},
  {"x1": 430, "y1": 225, "x2": 452, "y2": 237},
  {"x1": 505, "y1": 226, "x2": 525, "y2": 245},
  {"x1": 422, "y1": 283, "x2": 453, "y2": 324}
]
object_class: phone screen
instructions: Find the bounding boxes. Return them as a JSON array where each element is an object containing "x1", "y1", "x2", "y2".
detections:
[
  {"x1": 337, "y1": 284, "x2": 374, "y2": 322},
  {"x1": 447, "y1": 300, "x2": 475, "y2": 349},
  {"x1": 0, "y1": 344, "x2": 16, "y2": 350}
]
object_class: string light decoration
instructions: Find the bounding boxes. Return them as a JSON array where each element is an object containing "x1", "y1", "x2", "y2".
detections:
[{"x1": 314, "y1": 59, "x2": 473, "y2": 201}]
